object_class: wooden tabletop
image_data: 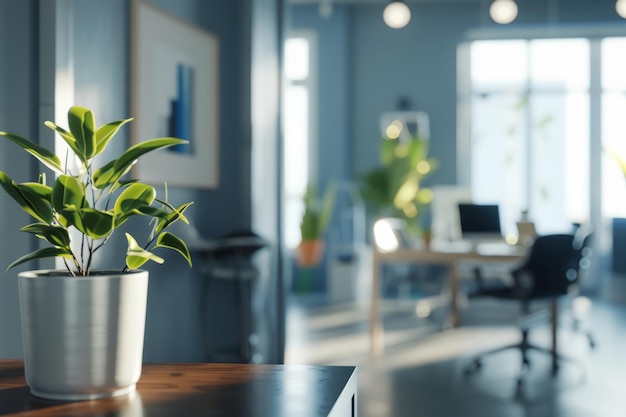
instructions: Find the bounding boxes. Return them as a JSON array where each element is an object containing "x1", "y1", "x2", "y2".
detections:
[{"x1": 0, "y1": 360, "x2": 358, "y2": 417}]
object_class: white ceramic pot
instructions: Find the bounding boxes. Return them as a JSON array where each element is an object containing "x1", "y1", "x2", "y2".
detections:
[{"x1": 18, "y1": 269, "x2": 149, "y2": 401}]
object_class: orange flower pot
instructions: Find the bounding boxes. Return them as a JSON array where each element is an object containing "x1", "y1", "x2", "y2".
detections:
[{"x1": 297, "y1": 240, "x2": 325, "y2": 267}]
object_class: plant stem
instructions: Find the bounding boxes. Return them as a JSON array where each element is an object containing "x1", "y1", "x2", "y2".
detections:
[
  {"x1": 80, "y1": 233, "x2": 86, "y2": 273},
  {"x1": 63, "y1": 259, "x2": 76, "y2": 277},
  {"x1": 86, "y1": 237, "x2": 94, "y2": 275},
  {"x1": 92, "y1": 234, "x2": 112, "y2": 253}
]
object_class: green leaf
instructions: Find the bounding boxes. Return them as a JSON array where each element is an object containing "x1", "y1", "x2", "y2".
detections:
[
  {"x1": 0, "y1": 131, "x2": 63, "y2": 173},
  {"x1": 416, "y1": 187, "x2": 434, "y2": 205},
  {"x1": 407, "y1": 137, "x2": 427, "y2": 167},
  {"x1": 317, "y1": 183, "x2": 336, "y2": 235},
  {"x1": 92, "y1": 137, "x2": 188, "y2": 188},
  {"x1": 153, "y1": 201, "x2": 193, "y2": 236},
  {"x1": 299, "y1": 183, "x2": 336, "y2": 240},
  {"x1": 18, "y1": 182, "x2": 52, "y2": 201},
  {"x1": 114, "y1": 183, "x2": 155, "y2": 214},
  {"x1": 90, "y1": 159, "x2": 131, "y2": 189},
  {"x1": 115, "y1": 138, "x2": 188, "y2": 170},
  {"x1": 6, "y1": 247, "x2": 73, "y2": 271},
  {"x1": 125, "y1": 233, "x2": 164, "y2": 269},
  {"x1": 52, "y1": 175, "x2": 87, "y2": 212},
  {"x1": 21, "y1": 223, "x2": 71, "y2": 248},
  {"x1": 15, "y1": 183, "x2": 54, "y2": 218},
  {"x1": 112, "y1": 183, "x2": 157, "y2": 227},
  {"x1": 67, "y1": 106, "x2": 96, "y2": 161},
  {"x1": 359, "y1": 168, "x2": 392, "y2": 209},
  {"x1": 52, "y1": 175, "x2": 87, "y2": 229},
  {"x1": 134, "y1": 205, "x2": 170, "y2": 218},
  {"x1": 380, "y1": 138, "x2": 397, "y2": 166},
  {"x1": 44, "y1": 121, "x2": 82, "y2": 161},
  {"x1": 155, "y1": 232, "x2": 192, "y2": 267},
  {"x1": 95, "y1": 117, "x2": 133, "y2": 155},
  {"x1": 155, "y1": 200, "x2": 192, "y2": 224},
  {"x1": 114, "y1": 205, "x2": 170, "y2": 228},
  {"x1": 0, "y1": 172, "x2": 54, "y2": 223},
  {"x1": 393, "y1": 173, "x2": 419, "y2": 208},
  {"x1": 76, "y1": 208, "x2": 115, "y2": 239}
]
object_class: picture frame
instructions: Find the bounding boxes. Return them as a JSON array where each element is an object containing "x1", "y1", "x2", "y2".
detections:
[{"x1": 131, "y1": 0, "x2": 219, "y2": 188}]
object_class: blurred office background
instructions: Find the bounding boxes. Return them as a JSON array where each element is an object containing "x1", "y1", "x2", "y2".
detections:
[{"x1": 2, "y1": 0, "x2": 626, "y2": 416}]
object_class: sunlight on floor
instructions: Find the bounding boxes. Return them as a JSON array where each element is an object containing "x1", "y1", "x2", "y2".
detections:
[{"x1": 284, "y1": 295, "x2": 623, "y2": 417}]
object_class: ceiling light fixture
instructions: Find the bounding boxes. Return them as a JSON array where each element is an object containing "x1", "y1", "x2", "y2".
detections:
[
  {"x1": 319, "y1": 0, "x2": 333, "y2": 18},
  {"x1": 489, "y1": 0, "x2": 518, "y2": 24},
  {"x1": 383, "y1": 0, "x2": 411, "y2": 29},
  {"x1": 617, "y1": 0, "x2": 626, "y2": 19}
]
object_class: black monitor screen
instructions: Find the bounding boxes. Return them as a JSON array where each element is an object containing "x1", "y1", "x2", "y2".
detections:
[{"x1": 457, "y1": 203, "x2": 502, "y2": 238}]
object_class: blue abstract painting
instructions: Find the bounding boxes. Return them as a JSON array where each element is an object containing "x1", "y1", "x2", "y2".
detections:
[{"x1": 168, "y1": 63, "x2": 194, "y2": 154}]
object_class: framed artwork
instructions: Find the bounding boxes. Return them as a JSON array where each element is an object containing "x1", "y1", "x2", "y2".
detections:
[{"x1": 131, "y1": 0, "x2": 219, "y2": 188}]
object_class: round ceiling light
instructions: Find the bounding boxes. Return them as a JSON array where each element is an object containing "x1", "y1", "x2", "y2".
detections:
[
  {"x1": 489, "y1": 0, "x2": 518, "y2": 24},
  {"x1": 617, "y1": 0, "x2": 626, "y2": 19},
  {"x1": 383, "y1": 1, "x2": 411, "y2": 29}
]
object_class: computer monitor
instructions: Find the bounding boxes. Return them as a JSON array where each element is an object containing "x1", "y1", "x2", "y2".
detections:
[{"x1": 457, "y1": 203, "x2": 503, "y2": 243}]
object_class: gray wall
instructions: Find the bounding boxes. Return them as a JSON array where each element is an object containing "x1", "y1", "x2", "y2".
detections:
[
  {"x1": 0, "y1": 0, "x2": 38, "y2": 359},
  {"x1": 0, "y1": 0, "x2": 280, "y2": 363},
  {"x1": 250, "y1": 0, "x2": 284, "y2": 363}
]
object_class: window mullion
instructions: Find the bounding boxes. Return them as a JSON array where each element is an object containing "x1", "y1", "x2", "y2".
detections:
[{"x1": 589, "y1": 39, "x2": 603, "y2": 245}]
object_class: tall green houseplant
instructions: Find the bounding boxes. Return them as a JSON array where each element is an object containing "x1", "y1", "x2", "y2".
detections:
[{"x1": 359, "y1": 135, "x2": 437, "y2": 236}]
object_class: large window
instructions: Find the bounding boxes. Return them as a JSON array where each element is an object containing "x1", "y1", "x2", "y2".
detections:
[
  {"x1": 602, "y1": 38, "x2": 626, "y2": 219},
  {"x1": 461, "y1": 35, "x2": 626, "y2": 243},
  {"x1": 282, "y1": 33, "x2": 317, "y2": 250}
]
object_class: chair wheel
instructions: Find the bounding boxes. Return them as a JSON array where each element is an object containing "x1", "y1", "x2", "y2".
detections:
[
  {"x1": 551, "y1": 362, "x2": 559, "y2": 375},
  {"x1": 514, "y1": 378, "x2": 525, "y2": 398},
  {"x1": 464, "y1": 358, "x2": 482, "y2": 376},
  {"x1": 588, "y1": 335, "x2": 596, "y2": 349}
]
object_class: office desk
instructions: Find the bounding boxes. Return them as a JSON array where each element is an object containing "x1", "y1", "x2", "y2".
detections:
[
  {"x1": 0, "y1": 361, "x2": 357, "y2": 417},
  {"x1": 370, "y1": 243, "x2": 526, "y2": 355}
]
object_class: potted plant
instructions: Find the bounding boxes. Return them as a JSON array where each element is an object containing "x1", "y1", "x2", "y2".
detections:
[
  {"x1": 0, "y1": 106, "x2": 193, "y2": 400},
  {"x1": 296, "y1": 183, "x2": 336, "y2": 268},
  {"x1": 359, "y1": 135, "x2": 437, "y2": 240}
]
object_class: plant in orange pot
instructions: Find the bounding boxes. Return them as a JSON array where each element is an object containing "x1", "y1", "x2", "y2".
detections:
[{"x1": 296, "y1": 183, "x2": 336, "y2": 268}]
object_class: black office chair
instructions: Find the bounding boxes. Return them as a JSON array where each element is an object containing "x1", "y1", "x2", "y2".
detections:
[
  {"x1": 463, "y1": 234, "x2": 582, "y2": 391},
  {"x1": 568, "y1": 229, "x2": 596, "y2": 349}
]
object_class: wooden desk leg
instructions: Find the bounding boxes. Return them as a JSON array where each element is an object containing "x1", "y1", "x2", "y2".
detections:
[
  {"x1": 551, "y1": 300, "x2": 558, "y2": 373},
  {"x1": 446, "y1": 264, "x2": 460, "y2": 328},
  {"x1": 370, "y1": 250, "x2": 383, "y2": 356}
]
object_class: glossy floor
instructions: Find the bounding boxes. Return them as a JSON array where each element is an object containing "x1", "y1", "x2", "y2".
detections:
[{"x1": 285, "y1": 288, "x2": 626, "y2": 417}]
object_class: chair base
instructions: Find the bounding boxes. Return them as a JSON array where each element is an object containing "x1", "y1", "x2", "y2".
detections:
[
  {"x1": 567, "y1": 316, "x2": 596, "y2": 349},
  {"x1": 463, "y1": 329, "x2": 576, "y2": 397}
]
